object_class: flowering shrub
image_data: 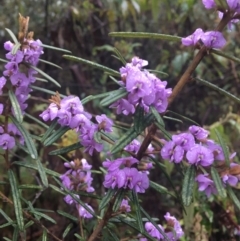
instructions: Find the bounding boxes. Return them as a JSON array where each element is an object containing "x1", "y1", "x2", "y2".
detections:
[{"x1": 1, "y1": 1, "x2": 240, "y2": 240}]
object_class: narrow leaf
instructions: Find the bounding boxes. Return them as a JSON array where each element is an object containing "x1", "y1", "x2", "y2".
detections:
[
  {"x1": 155, "y1": 122, "x2": 172, "y2": 140},
  {"x1": 8, "y1": 170, "x2": 24, "y2": 231},
  {"x1": 215, "y1": 129, "x2": 230, "y2": 166},
  {"x1": 163, "y1": 116, "x2": 183, "y2": 123},
  {"x1": 0, "y1": 209, "x2": 14, "y2": 222},
  {"x1": 49, "y1": 142, "x2": 82, "y2": 155},
  {"x1": 147, "y1": 69, "x2": 168, "y2": 77},
  {"x1": 41, "y1": 43, "x2": 71, "y2": 53},
  {"x1": 182, "y1": 165, "x2": 196, "y2": 206},
  {"x1": 36, "y1": 158, "x2": 48, "y2": 187},
  {"x1": 39, "y1": 59, "x2": 62, "y2": 69},
  {"x1": 57, "y1": 210, "x2": 78, "y2": 222},
  {"x1": 63, "y1": 55, "x2": 120, "y2": 77},
  {"x1": 0, "y1": 222, "x2": 15, "y2": 228},
  {"x1": 18, "y1": 184, "x2": 43, "y2": 189},
  {"x1": 9, "y1": 90, "x2": 23, "y2": 123},
  {"x1": 28, "y1": 65, "x2": 61, "y2": 87},
  {"x1": 31, "y1": 85, "x2": 66, "y2": 98},
  {"x1": 63, "y1": 223, "x2": 73, "y2": 238},
  {"x1": 106, "y1": 227, "x2": 120, "y2": 241},
  {"x1": 112, "y1": 189, "x2": 126, "y2": 212},
  {"x1": 99, "y1": 188, "x2": 116, "y2": 210},
  {"x1": 227, "y1": 187, "x2": 240, "y2": 211},
  {"x1": 42, "y1": 230, "x2": 47, "y2": 241},
  {"x1": 134, "y1": 106, "x2": 145, "y2": 132},
  {"x1": 30, "y1": 211, "x2": 56, "y2": 224},
  {"x1": 3, "y1": 237, "x2": 12, "y2": 241},
  {"x1": 113, "y1": 48, "x2": 127, "y2": 65},
  {"x1": 211, "y1": 48, "x2": 240, "y2": 64},
  {"x1": 12, "y1": 227, "x2": 19, "y2": 241},
  {"x1": 109, "y1": 32, "x2": 181, "y2": 41},
  {"x1": 81, "y1": 92, "x2": 112, "y2": 105},
  {"x1": 24, "y1": 220, "x2": 34, "y2": 229},
  {"x1": 25, "y1": 113, "x2": 49, "y2": 129},
  {"x1": 35, "y1": 77, "x2": 48, "y2": 82},
  {"x1": 5, "y1": 28, "x2": 19, "y2": 44},
  {"x1": 132, "y1": 191, "x2": 144, "y2": 233},
  {"x1": 150, "y1": 106, "x2": 165, "y2": 127},
  {"x1": 41, "y1": 119, "x2": 58, "y2": 142},
  {"x1": 11, "y1": 42, "x2": 21, "y2": 55},
  {"x1": 211, "y1": 167, "x2": 226, "y2": 198},
  {"x1": 150, "y1": 181, "x2": 174, "y2": 196},
  {"x1": 195, "y1": 77, "x2": 240, "y2": 105},
  {"x1": 100, "y1": 89, "x2": 127, "y2": 107},
  {"x1": 10, "y1": 116, "x2": 38, "y2": 159},
  {"x1": 43, "y1": 126, "x2": 70, "y2": 146}
]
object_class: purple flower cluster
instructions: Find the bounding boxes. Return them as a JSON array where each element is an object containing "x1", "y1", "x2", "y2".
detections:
[
  {"x1": 161, "y1": 125, "x2": 240, "y2": 197},
  {"x1": 138, "y1": 212, "x2": 184, "y2": 241},
  {"x1": 103, "y1": 157, "x2": 150, "y2": 193},
  {"x1": 110, "y1": 57, "x2": 172, "y2": 115},
  {"x1": 60, "y1": 158, "x2": 95, "y2": 219},
  {"x1": 1, "y1": 39, "x2": 43, "y2": 113},
  {"x1": 40, "y1": 94, "x2": 113, "y2": 155},
  {"x1": 182, "y1": 29, "x2": 226, "y2": 49}
]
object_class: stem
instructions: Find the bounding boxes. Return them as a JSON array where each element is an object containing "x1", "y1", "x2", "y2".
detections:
[
  {"x1": 79, "y1": 216, "x2": 84, "y2": 238},
  {"x1": 87, "y1": 195, "x2": 116, "y2": 241}
]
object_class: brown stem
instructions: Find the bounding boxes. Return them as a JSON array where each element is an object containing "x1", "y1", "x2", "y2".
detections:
[
  {"x1": 0, "y1": 191, "x2": 62, "y2": 241},
  {"x1": 87, "y1": 194, "x2": 116, "y2": 241}
]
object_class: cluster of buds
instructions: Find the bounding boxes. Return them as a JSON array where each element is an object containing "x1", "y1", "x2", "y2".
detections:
[
  {"x1": 60, "y1": 158, "x2": 95, "y2": 219},
  {"x1": 110, "y1": 57, "x2": 172, "y2": 115}
]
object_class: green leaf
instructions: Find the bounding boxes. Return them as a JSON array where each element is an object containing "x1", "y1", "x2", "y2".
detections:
[
  {"x1": 41, "y1": 119, "x2": 58, "y2": 142},
  {"x1": 11, "y1": 42, "x2": 21, "y2": 55},
  {"x1": 111, "y1": 127, "x2": 138, "y2": 154},
  {"x1": 43, "y1": 126, "x2": 70, "y2": 146},
  {"x1": 12, "y1": 227, "x2": 19, "y2": 241},
  {"x1": 182, "y1": 165, "x2": 196, "y2": 206},
  {"x1": 24, "y1": 220, "x2": 34, "y2": 229},
  {"x1": 35, "y1": 77, "x2": 48, "y2": 82},
  {"x1": 0, "y1": 222, "x2": 15, "y2": 228},
  {"x1": 132, "y1": 191, "x2": 144, "y2": 233},
  {"x1": 211, "y1": 167, "x2": 226, "y2": 198},
  {"x1": 63, "y1": 55, "x2": 120, "y2": 77},
  {"x1": 30, "y1": 211, "x2": 56, "y2": 224},
  {"x1": 109, "y1": 32, "x2": 181, "y2": 41},
  {"x1": 3, "y1": 237, "x2": 12, "y2": 241},
  {"x1": 134, "y1": 106, "x2": 145, "y2": 132},
  {"x1": 8, "y1": 170, "x2": 24, "y2": 231},
  {"x1": 100, "y1": 89, "x2": 127, "y2": 107},
  {"x1": 211, "y1": 49, "x2": 240, "y2": 65},
  {"x1": 195, "y1": 77, "x2": 240, "y2": 105},
  {"x1": 9, "y1": 90, "x2": 23, "y2": 123},
  {"x1": 62, "y1": 223, "x2": 73, "y2": 238},
  {"x1": 94, "y1": 131, "x2": 103, "y2": 144},
  {"x1": 214, "y1": 129, "x2": 230, "y2": 166},
  {"x1": 166, "y1": 110, "x2": 200, "y2": 126},
  {"x1": 42, "y1": 230, "x2": 47, "y2": 241},
  {"x1": 99, "y1": 188, "x2": 116, "y2": 210},
  {"x1": 113, "y1": 48, "x2": 127, "y2": 65},
  {"x1": 14, "y1": 161, "x2": 60, "y2": 177},
  {"x1": 39, "y1": 59, "x2": 62, "y2": 69},
  {"x1": 155, "y1": 122, "x2": 172, "y2": 140},
  {"x1": 0, "y1": 58, "x2": 8, "y2": 63},
  {"x1": 150, "y1": 106, "x2": 165, "y2": 127},
  {"x1": 106, "y1": 227, "x2": 120, "y2": 241},
  {"x1": 150, "y1": 181, "x2": 174, "y2": 196},
  {"x1": 28, "y1": 65, "x2": 61, "y2": 87},
  {"x1": 10, "y1": 115, "x2": 38, "y2": 159},
  {"x1": 5, "y1": 28, "x2": 19, "y2": 44},
  {"x1": 147, "y1": 69, "x2": 169, "y2": 77},
  {"x1": 57, "y1": 210, "x2": 78, "y2": 222},
  {"x1": 112, "y1": 189, "x2": 126, "y2": 212},
  {"x1": 81, "y1": 92, "x2": 113, "y2": 105},
  {"x1": 163, "y1": 116, "x2": 183, "y2": 123},
  {"x1": 18, "y1": 184, "x2": 43, "y2": 189},
  {"x1": 49, "y1": 142, "x2": 82, "y2": 155},
  {"x1": 140, "y1": 207, "x2": 170, "y2": 241},
  {"x1": 0, "y1": 209, "x2": 14, "y2": 223},
  {"x1": 36, "y1": 158, "x2": 48, "y2": 187},
  {"x1": 25, "y1": 113, "x2": 49, "y2": 129},
  {"x1": 31, "y1": 85, "x2": 66, "y2": 98},
  {"x1": 41, "y1": 43, "x2": 71, "y2": 53},
  {"x1": 227, "y1": 187, "x2": 240, "y2": 211}
]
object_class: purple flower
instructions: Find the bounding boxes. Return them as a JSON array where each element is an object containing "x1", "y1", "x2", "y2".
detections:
[
  {"x1": 0, "y1": 104, "x2": 3, "y2": 115},
  {"x1": 3, "y1": 62, "x2": 18, "y2": 76},
  {"x1": 96, "y1": 114, "x2": 113, "y2": 132},
  {"x1": 186, "y1": 144, "x2": 214, "y2": 166},
  {"x1": 124, "y1": 139, "x2": 141, "y2": 153},
  {"x1": 145, "y1": 222, "x2": 164, "y2": 240},
  {"x1": 69, "y1": 113, "x2": 91, "y2": 131},
  {"x1": 81, "y1": 137, "x2": 103, "y2": 156},
  {"x1": 57, "y1": 109, "x2": 72, "y2": 126},
  {"x1": 39, "y1": 103, "x2": 59, "y2": 121},
  {"x1": 205, "y1": 140, "x2": 224, "y2": 161},
  {"x1": 60, "y1": 95, "x2": 83, "y2": 115},
  {"x1": 132, "y1": 171, "x2": 149, "y2": 193},
  {"x1": 218, "y1": 11, "x2": 239, "y2": 30},
  {"x1": 103, "y1": 170, "x2": 126, "y2": 189},
  {"x1": 0, "y1": 133, "x2": 15, "y2": 150},
  {"x1": 4, "y1": 41, "x2": 14, "y2": 51},
  {"x1": 182, "y1": 28, "x2": 204, "y2": 46},
  {"x1": 161, "y1": 141, "x2": 184, "y2": 163},
  {"x1": 222, "y1": 174, "x2": 238, "y2": 186},
  {"x1": 110, "y1": 98, "x2": 135, "y2": 115},
  {"x1": 189, "y1": 125, "x2": 209, "y2": 140},
  {"x1": 172, "y1": 133, "x2": 195, "y2": 151},
  {"x1": 77, "y1": 204, "x2": 94, "y2": 219},
  {"x1": 195, "y1": 174, "x2": 217, "y2": 197},
  {"x1": 152, "y1": 90, "x2": 169, "y2": 113},
  {"x1": 123, "y1": 167, "x2": 139, "y2": 189},
  {"x1": 0, "y1": 76, "x2": 7, "y2": 94},
  {"x1": 6, "y1": 50, "x2": 24, "y2": 64},
  {"x1": 201, "y1": 31, "x2": 226, "y2": 49},
  {"x1": 164, "y1": 212, "x2": 184, "y2": 240},
  {"x1": 120, "y1": 199, "x2": 131, "y2": 212},
  {"x1": 131, "y1": 56, "x2": 148, "y2": 68},
  {"x1": 202, "y1": 0, "x2": 216, "y2": 9},
  {"x1": 64, "y1": 194, "x2": 79, "y2": 205}
]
